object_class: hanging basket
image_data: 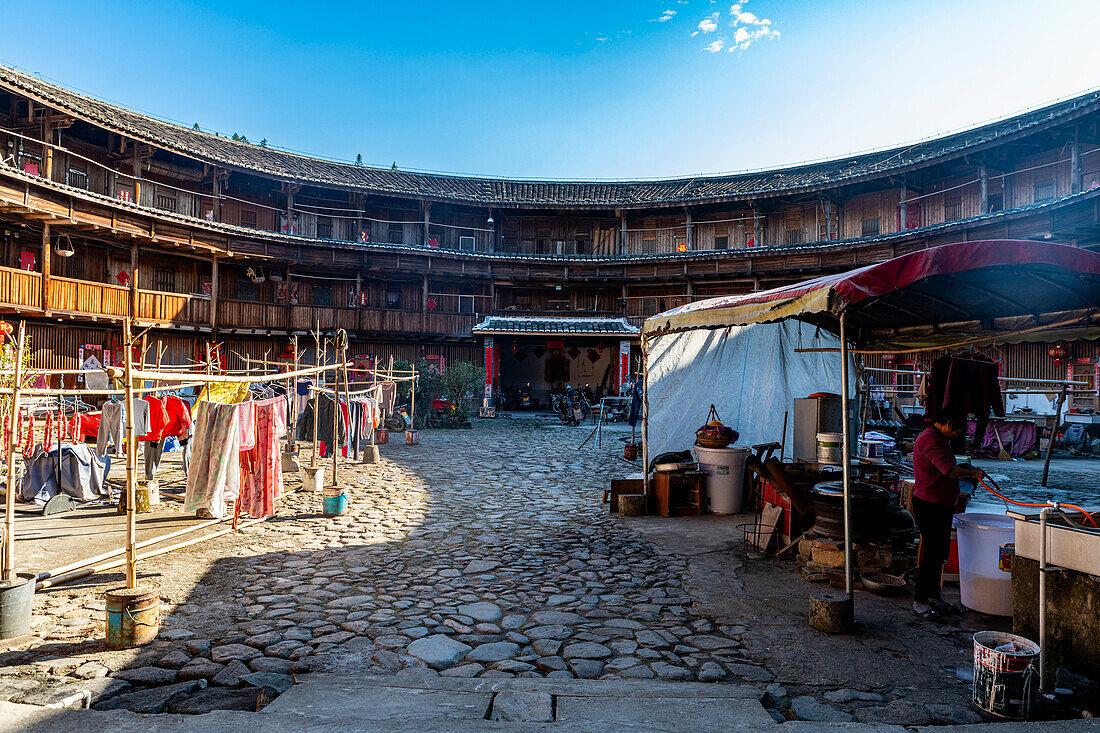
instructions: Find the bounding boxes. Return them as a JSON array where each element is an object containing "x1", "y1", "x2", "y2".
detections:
[{"x1": 695, "y1": 404, "x2": 737, "y2": 449}]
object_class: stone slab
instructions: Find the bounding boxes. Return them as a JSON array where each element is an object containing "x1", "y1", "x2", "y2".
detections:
[{"x1": 553, "y1": 695, "x2": 777, "y2": 728}]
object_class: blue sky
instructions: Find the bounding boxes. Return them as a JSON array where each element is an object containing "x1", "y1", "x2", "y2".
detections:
[{"x1": 6, "y1": 1, "x2": 1100, "y2": 179}]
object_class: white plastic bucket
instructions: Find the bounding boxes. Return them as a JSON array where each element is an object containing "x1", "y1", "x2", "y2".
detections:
[
  {"x1": 693, "y1": 446, "x2": 749, "y2": 514},
  {"x1": 817, "y1": 432, "x2": 843, "y2": 464},
  {"x1": 954, "y1": 512, "x2": 1015, "y2": 616}
]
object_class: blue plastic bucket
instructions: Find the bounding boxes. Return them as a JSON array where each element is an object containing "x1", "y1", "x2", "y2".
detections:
[{"x1": 322, "y1": 485, "x2": 348, "y2": 516}]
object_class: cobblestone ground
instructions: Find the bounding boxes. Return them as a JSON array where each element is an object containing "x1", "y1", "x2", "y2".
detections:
[
  {"x1": 173, "y1": 416, "x2": 745, "y2": 684},
  {"x1": 1, "y1": 416, "x2": 761, "y2": 713}
]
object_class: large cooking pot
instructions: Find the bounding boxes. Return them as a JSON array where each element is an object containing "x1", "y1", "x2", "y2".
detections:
[{"x1": 810, "y1": 480, "x2": 892, "y2": 540}]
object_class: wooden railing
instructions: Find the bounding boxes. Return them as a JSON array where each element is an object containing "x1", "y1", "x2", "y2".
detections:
[
  {"x1": 137, "y1": 289, "x2": 209, "y2": 325},
  {"x1": 0, "y1": 267, "x2": 42, "y2": 309},
  {"x1": 218, "y1": 299, "x2": 289, "y2": 331},
  {"x1": 51, "y1": 276, "x2": 129, "y2": 317}
]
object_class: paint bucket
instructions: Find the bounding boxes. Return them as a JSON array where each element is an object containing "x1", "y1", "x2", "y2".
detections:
[
  {"x1": 405, "y1": 430, "x2": 419, "y2": 446},
  {"x1": 302, "y1": 466, "x2": 325, "y2": 493},
  {"x1": 858, "y1": 439, "x2": 886, "y2": 463},
  {"x1": 972, "y1": 631, "x2": 1039, "y2": 719},
  {"x1": 954, "y1": 512, "x2": 1014, "y2": 616},
  {"x1": 694, "y1": 446, "x2": 749, "y2": 514},
  {"x1": 0, "y1": 572, "x2": 36, "y2": 639},
  {"x1": 816, "y1": 432, "x2": 844, "y2": 465},
  {"x1": 105, "y1": 585, "x2": 161, "y2": 648},
  {"x1": 376, "y1": 429, "x2": 389, "y2": 445},
  {"x1": 322, "y1": 485, "x2": 348, "y2": 516}
]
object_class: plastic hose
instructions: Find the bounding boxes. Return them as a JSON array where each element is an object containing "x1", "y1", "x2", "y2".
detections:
[{"x1": 978, "y1": 476, "x2": 1098, "y2": 528}]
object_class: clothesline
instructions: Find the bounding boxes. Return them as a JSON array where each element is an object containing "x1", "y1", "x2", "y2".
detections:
[{"x1": 309, "y1": 384, "x2": 383, "y2": 398}]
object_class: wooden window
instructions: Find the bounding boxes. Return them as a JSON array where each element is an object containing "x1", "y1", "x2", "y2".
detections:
[
  {"x1": 784, "y1": 230, "x2": 803, "y2": 245},
  {"x1": 547, "y1": 298, "x2": 569, "y2": 310},
  {"x1": 458, "y1": 235, "x2": 476, "y2": 250},
  {"x1": 458, "y1": 295, "x2": 475, "y2": 314},
  {"x1": 385, "y1": 287, "x2": 402, "y2": 308},
  {"x1": 641, "y1": 297, "x2": 658, "y2": 313},
  {"x1": 514, "y1": 295, "x2": 530, "y2": 308},
  {"x1": 988, "y1": 193, "x2": 1004, "y2": 212},
  {"x1": 317, "y1": 218, "x2": 333, "y2": 239},
  {"x1": 67, "y1": 167, "x2": 87, "y2": 189},
  {"x1": 641, "y1": 239, "x2": 656, "y2": 253},
  {"x1": 860, "y1": 217, "x2": 880, "y2": 237},
  {"x1": 153, "y1": 268, "x2": 176, "y2": 292},
  {"x1": 388, "y1": 226, "x2": 403, "y2": 244},
  {"x1": 19, "y1": 152, "x2": 41, "y2": 176},
  {"x1": 240, "y1": 209, "x2": 257, "y2": 229},
  {"x1": 944, "y1": 197, "x2": 962, "y2": 221},
  {"x1": 536, "y1": 239, "x2": 548, "y2": 254},
  {"x1": 576, "y1": 239, "x2": 589, "y2": 255},
  {"x1": 155, "y1": 194, "x2": 177, "y2": 212},
  {"x1": 1034, "y1": 180, "x2": 1055, "y2": 203},
  {"x1": 314, "y1": 285, "x2": 332, "y2": 306},
  {"x1": 714, "y1": 236, "x2": 728, "y2": 250},
  {"x1": 236, "y1": 278, "x2": 257, "y2": 301}
]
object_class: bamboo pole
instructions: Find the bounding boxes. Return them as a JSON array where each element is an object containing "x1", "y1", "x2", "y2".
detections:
[
  {"x1": 123, "y1": 318, "x2": 137, "y2": 588},
  {"x1": 341, "y1": 341, "x2": 352, "y2": 464},
  {"x1": 311, "y1": 326, "x2": 321, "y2": 469},
  {"x1": 287, "y1": 334, "x2": 298, "y2": 452},
  {"x1": 328, "y1": 338, "x2": 338, "y2": 484},
  {"x1": 2, "y1": 321, "x2": 25, "y2": 583}
]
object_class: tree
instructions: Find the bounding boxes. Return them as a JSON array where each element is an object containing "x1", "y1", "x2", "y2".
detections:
[{"x1": 438, "y1": 361, "x2": 485, "y2": 423}]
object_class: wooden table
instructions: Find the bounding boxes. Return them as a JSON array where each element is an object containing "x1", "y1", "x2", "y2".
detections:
[{"x1": 652, "y1": 470, "x2": 705, "y2": 517}]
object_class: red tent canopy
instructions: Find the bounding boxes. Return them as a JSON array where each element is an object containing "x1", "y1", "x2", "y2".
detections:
[{"x1": 644, "y1": 240, "x2": 1100, "y2": 347}]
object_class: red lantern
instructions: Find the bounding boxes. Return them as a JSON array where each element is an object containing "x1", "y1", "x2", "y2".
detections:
[
  {"x1": 1048, "y1": 345, "x2": 1068, "y2": 366},
  {"x1": 0, "y1": 322, "x2": 13, "y2": 337}
]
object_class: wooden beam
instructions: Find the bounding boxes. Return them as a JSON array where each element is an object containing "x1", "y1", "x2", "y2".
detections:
[
  {"x1": 129, "y1": 241, "x2": 138, "y2": 318},
  {"x1": 41, "y1": 222, "x2": 51, "y2": 314},
  {"x1": 210, "y1": 255, "x2": 219, "y2": 331}
]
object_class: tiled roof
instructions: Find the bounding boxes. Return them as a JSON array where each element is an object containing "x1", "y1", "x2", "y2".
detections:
[
  {"x1": 472, "y1": 316, "x2": 640, "y2": 336},
  {"x1": 2, "y1": 64, "x2": 1098, "y2": 208}
]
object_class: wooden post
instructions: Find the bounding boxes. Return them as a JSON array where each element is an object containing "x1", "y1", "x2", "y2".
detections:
[
  {"x1": 684, "y1": 209, "x2": 693, "y2": 250},
  {"x1": 123, "y1": 318, "x2": 137, "y2": 588},
  {"x1": 311, "y1": 326, "x2": 321, "y2": 469},
  {"x1": 41, "y1": 223, "x2": 51, "y2": 314},
  {"x1": 409, "y1": 369, "x2": 416, "y2": 430},
  {"x1": 422, "y1": 202, "x2": 431, "y2": 247},
  {"x1": 328, "y1": 338, "x2": 338, "y2": 485},
  {"x1": 211, "y1": 166, "x2": 220, "y2": 223},
  {"x1": 129, "y1": 243, "x2": 138, "y2": 320},
  {"x1": 209, "y1": 256, "x2": 219, "y2": 331},
  {"x1": 619, "y1": 212, "x2": 627, "y2": 255},
  {"x1": 288, "y1": 333, "x2": 298, "y2": 451},
  {"x1": 899, "y1": 183, "x2": 907, "y2": 231},
  {"x1": 753, "y1": 207, "x2": 761, "y2": 248},
  {"x1": 1071, "y1": 127, "x2": 1082, "y2": 195},
  {"x1": 43, "y1": 120, "x2": 54, "y2": 181},
  {"x1": 979, "y1": 165, "x2": 989, "y2": 214},
  {"x1": 2, "y1": 322, "x2": 25, "y2": 582},
  {"x1": 1041, "y1": 384, "x2": 1067, "y2": 487},
  {"x1": 355, "y1": 273, "x2": 362, "y2": 310},
  {"x1": 132, "y1": 145, "x2": 142, "y2": 205},
  {"x1": 825, "y1": 199, "x2": 833, "y2": 240}
]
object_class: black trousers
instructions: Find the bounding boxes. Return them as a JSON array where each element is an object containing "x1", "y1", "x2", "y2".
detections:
[{"x1": 912, "y1": 496, "x2": 955, "y2": 603}]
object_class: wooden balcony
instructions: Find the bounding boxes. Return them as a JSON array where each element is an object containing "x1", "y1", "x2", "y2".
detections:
[{"x1": 0, "y1": 268, "x2": 477, "y2": 338}]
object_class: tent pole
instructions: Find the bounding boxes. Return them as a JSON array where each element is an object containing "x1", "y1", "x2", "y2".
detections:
[{"x1": 839, "y1": 312, "x2": 853, "y2": 597}]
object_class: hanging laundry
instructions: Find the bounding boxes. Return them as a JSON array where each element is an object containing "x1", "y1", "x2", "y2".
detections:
[
  {"x1": 238, "y1": 400, "x2": 257, "y2": 451},
  {"x1": 141, "y1": 395, "x2": 170, "y2": 442},
  {"x1": 238, "y1": 397, "x2": 288, "y2": 518},
  {"x1": 96, "y1": 401, "x2": 124, "y2": 455},
  {"x1": 379, "y1": 381, "x2": 397, "y2": 415},
  {"x1": 130, "y1": 397, "x2": 151, "y2": 437},
  {"x1": 185, "y1": 401, "x2": 241, "y2": 519},
  {"x1": 193, "y1": 381, "x2": 250, "y2": 416},
  {"x1": 20, "y1": 443, "x2": 108, "y2": 504}
]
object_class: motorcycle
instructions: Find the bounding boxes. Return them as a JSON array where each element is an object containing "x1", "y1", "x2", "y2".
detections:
[
  {"x1": 556, "y1": 385, "x2": 590, "y2": 426},
  {"x1": 519, "y1": 383, "x2": 534, "y2": 410},
  {"x1": 386, "y1": 401, "x2": 410, "y2": 432},
  {"x1": 427, "y1": 397, "x2": 458, "y2": 428}
]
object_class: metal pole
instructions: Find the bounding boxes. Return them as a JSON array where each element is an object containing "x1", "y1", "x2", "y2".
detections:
[
  {"x1": 1041, "y1": 385, "x2": 1066, "y2": 488},
  {"x1": 123, "y1": 318, "x2": 138, "y2": 589},
  {"x1": 2, "y1": 321, "x2": 25, "y2": 582},
  {"x1": 1039, "y1": 506, "x2": 1051, "y2": 693},
  {"x1": 839, "y1": 312, "x2": 854, "y2": 596}
]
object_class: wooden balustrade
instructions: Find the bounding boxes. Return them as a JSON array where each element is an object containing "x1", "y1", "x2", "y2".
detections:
[
  {"x1": 137, "y1": 289, "x2": 209, "y2": 325},
  {"x1": 0, "y1": 267, "x2": 42, "y2": 309},
  {"x1": 51, "y1": 276, "x2": 129, "y2": 317},
  {"x1": 218, "y1": 299, "x2": 289, "y2": 331}
]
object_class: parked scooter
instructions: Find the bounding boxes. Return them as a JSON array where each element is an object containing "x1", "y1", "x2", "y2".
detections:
[
  {"x1": 386, "y1": 401, "x2": 411, "y2": 432},
  {"x1": 519, "y1": 383, "x2": 534, "y2": 410},
  {"x1": 556, "y1": 385, "x2": 590, "y2": 426},
  {"x1": 427, "y1": 397, "x2": 458, "y2": 428}
]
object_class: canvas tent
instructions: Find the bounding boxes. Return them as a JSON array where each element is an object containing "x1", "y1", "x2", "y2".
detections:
[
  {"x1": 645, "y1": 320, "x2": 851, "y2": 462},
  {"x1": 642, "y1": 239, "x2": 1100, "y2": 601}
]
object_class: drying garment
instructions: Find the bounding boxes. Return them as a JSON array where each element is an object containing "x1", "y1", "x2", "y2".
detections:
[
  {"x1": 162, "y1": 395, "x2": 193, "y2": 439},
  {"x1": 238, "y1": 397, "x2": 288, "y2": 519},
  {"x1": 144, "y1": 439, "x2": 164, "y2": 481},
  {"x1": 20, "y1": 442, "x2": 108, "y2": 504},
  {"x1": 296, "y1": 394, "x2": 346, "y2": 449},
  {"x1": 130, "y1": 397, "x2": 151, "y2": 437},
  {"x1": 379, "y1": 381, "x2": 397, "y2": 415},
  {"x1": 185, "y1": 401, "x2": 241, "y2": 519},
  {"x1": 926, "y1": 355, "x2": 1004, "y2": 421},
  {"x1": 66, "y1": 413, "x2": 101, "y2": 441},
  {"x1": 238, "y1": 400, "x2": 257, "y2": 451},
  {"x1": 193, "y1": 381, "x2": 250, "y2": 416},
  {"x1": 141, "y1": 395, "x2": 171, "y2": 442},
  {"x1": 339, "y1": 400, "x2": 351, "y2": 458},
  {"x1": 96, "y1": 401, "x2": 124, "y2": 455}
]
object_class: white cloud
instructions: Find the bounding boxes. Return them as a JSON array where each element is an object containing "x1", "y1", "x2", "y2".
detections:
[
  {"x1": 697, "y1": 13, "x2": 719, "y2": 33},
  {"x1": 704, "y1": 39, "x2": 725, "y2": 52},
  {"x1": 655, "y1": 9, "x2": 676, "y2": 22},
  {"x1": 733, "y1": 27, "x2": 750, "y2": 44}
]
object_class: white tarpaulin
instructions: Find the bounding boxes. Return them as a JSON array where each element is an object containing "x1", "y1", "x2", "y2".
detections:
[{"x1": 644, "y1": 320, "x2": 852, "y2": 462}]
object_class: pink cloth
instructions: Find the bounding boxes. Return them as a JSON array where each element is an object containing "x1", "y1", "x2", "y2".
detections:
[
  {"x1": 238, "y1": 397, "x2": 287, "y2": 519},
  {"x1": 238, "y1": 401, "x2": 256, "y2": 451}
]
